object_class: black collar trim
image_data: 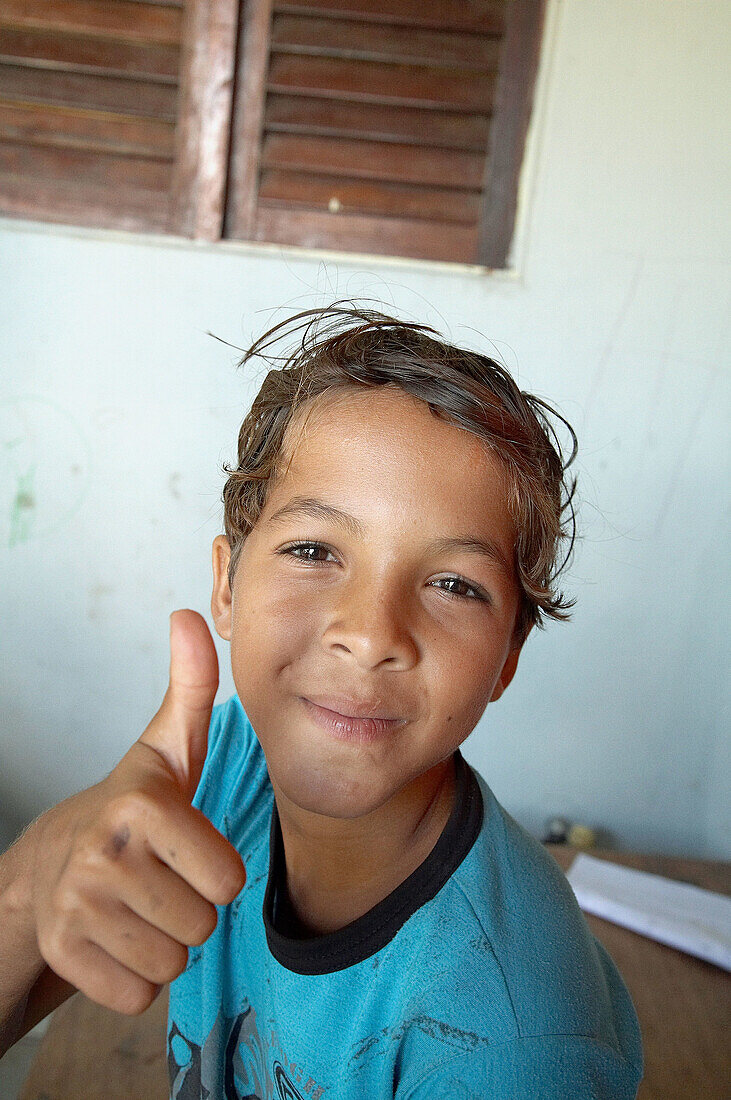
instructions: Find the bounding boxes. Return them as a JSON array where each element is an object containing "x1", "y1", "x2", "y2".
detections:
[{"x1": 262, "y1": 749, "x2": 483, "y2": 975}]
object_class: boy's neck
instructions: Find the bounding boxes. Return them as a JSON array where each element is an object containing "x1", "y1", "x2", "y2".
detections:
[{"x1": 273, "y1": 756, "x2": 457, "y2": 937}]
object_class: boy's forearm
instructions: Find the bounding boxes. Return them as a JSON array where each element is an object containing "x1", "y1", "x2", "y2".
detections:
[
  {"x1": 12, "y1": 964, "x2": 77, "y2": 1046},
  {"x1": 0, "y1": 827, "x2": 74, "y2": 1055}
]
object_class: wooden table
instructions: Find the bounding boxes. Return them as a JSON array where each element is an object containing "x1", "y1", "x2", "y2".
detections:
[{"x1": 18, "y1": 847, "x2": 731, "y2": 1099}]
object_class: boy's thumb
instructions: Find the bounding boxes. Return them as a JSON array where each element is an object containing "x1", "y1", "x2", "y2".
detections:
[{"x1": 140, "y1": 609, "x2": 220, "y2": 801}]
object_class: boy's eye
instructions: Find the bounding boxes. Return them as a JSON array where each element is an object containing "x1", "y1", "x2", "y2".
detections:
[
  {"x1": 277, "y1": 541, "x2": 489, "y2": 603},
  {"x1": 281, "y1": 541, "x2": 335, "y2": 564},
  {"x1": 432, "y1": 576, "x2": 487, "y2": 601}
]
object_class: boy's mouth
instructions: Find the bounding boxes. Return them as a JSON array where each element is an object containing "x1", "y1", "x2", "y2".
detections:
[
  {"x1": 302, "y1": 692, "x2": 403, "y2": 721},
  {"x1": 299, "y1": 697, "x2": 405, "y2": 744}
]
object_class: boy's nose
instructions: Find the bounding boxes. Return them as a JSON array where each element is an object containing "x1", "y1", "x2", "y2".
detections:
[{"x1": 321, "y1": 585, "x2": 417, "y2": 670}]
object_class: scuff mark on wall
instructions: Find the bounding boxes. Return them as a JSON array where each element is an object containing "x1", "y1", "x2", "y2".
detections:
[
  {"x1": 0, "y1": 396, "x2": 91, "y2": 548},
  {"x1": 168, "y1": 472, "x2": 182, "y2": 500},
  {"x1": 9, "y1": 467, "x2": 36, "y2": 548},
  {"x1": 87, "y1": 582, "x2": 115, "y2": 622}
]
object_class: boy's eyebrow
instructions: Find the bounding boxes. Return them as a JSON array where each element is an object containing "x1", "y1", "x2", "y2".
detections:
[{"x1": 266, "y1": 496, "x2": 513, "y2": 577}]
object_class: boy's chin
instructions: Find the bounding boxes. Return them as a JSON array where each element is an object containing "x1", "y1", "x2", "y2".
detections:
[{"x1": 267, "y1": 745, "x2": 398, "y2": 821}]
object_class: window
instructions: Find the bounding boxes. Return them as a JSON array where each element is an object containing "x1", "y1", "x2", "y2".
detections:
[{"x1": 0, "y1": 0, "x2": 545, "y2": 267}]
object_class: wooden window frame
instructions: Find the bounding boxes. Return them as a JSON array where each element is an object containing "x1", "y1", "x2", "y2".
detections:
[{"x1": 0, "y1": 0, "x2": 545, "y2": 268}]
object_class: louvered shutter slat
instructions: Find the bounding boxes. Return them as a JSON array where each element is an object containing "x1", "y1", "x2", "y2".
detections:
[
  {"x1": 270, "y1": 15, "x2": 502, "y2": 70},
  {"x1": 260, "y1": 168, "x2": 481, "y2": 224},
  {"x1": 273, "y1": 0, "x2": 506, "y2": 35},
  {"x1": 0, "y1": 0, "x2": 182, "y2": 44},
  {"x1": 0, "y1": 27, "x2": 179, "y2": 81},
  {"x1": 0, "y1": 170, "x2": 170, "y2": 232},
  {"x1": 255, "y1": 206, "x2": 479, "y2": 263},
  {"x1": 0, "y1": 102, "x2": 175, "y2": 159},
  {"x1": 0, "y1": 65, "x2": 179, "y2": 119},
  {"x1": 265, "y1": 95, "x2": 491, "y2": 152},
  {"x1": 268, "y1": 55, "x2": 496, "y2": 112},
  {"x1": 0, "y1": 140, "x2": 170, "y2": 191},
  {"x1": 261, "y1": 134, "x2": 485, "y2": 190}
]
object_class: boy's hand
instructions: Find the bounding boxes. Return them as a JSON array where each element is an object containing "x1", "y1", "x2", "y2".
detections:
[{"x1": 25, "y1": 609, "x2": 246, "y2": 1016}]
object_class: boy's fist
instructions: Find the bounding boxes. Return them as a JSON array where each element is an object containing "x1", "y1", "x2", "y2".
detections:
[{"x1": 25, "y1": 610, "x2": 246, "y2": 1016}]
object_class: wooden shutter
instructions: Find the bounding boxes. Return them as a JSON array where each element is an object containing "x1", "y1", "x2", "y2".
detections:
[
  {"x1": 0, "y1": 0, "x2": 238, "y2": 239},
  {"x1": 224, "y1": 0, "x2": 545, "y2": 266}
]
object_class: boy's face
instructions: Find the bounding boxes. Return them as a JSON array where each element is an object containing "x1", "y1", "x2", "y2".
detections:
[{"x1": 211, "y1": 385, "x2": 525, "y2": 821}]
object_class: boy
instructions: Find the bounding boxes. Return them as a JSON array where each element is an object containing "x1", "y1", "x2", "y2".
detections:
[{"x1": 0, "y1": 304, "x2": 643, "y2": 1097}]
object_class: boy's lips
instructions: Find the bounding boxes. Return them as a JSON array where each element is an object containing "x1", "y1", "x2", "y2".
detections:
[
  {"x1": 301, "y1": 693, "x2": 403, "y2": 721},
  {"x1": 300, "y1": 697, "x2": 405, "y2": 744}
]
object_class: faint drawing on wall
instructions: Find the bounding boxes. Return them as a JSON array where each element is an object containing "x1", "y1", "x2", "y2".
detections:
[{"x1": 0, "y1": 396, "x2": 91, "y2": 548}]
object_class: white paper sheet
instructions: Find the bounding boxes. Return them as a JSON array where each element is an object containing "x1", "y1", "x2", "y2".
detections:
[{"x1": 565, "y1": 852, "x2": 731, "y2": 971}]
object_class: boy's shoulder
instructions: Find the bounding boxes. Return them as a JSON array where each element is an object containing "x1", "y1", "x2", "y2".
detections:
[{"x1": 406, "y1": 765, "x2": 642, "y2": 1067}]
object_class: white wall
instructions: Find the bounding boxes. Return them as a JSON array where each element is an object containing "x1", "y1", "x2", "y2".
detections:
[{"x1": 1, "y1": 0, "x2": 729, "y2": 858}]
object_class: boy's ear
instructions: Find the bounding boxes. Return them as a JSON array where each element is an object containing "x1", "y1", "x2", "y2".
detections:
[
  {"x1": 490, "y1": 626, "x2": 532, "y2": 703},
  {"x1": 211, "y1": 535, "x2": 233, "y2": 641}
]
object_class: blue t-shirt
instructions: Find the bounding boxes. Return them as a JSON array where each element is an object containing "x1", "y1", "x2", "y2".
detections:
[{"x1": 167, "y1": 694, "x2": 643, "y2": 1098}]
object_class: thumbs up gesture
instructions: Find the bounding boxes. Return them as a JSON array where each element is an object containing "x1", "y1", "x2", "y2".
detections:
[
  {"x1": 26, "y1": 610, "x2": 246, "y2": 1016},
  {"x1": 140, "y1": 608, "x2": 222, "y2": 802}
]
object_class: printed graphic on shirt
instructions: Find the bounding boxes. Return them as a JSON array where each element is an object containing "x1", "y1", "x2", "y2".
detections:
[{"x1": 168, "y1": 1005, "x2": 327, "y2": 1100}]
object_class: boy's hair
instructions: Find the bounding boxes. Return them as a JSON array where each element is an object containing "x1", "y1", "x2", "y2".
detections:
[{"x1": 221, "y1": 302, "x2": 577, "y2": 645}]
